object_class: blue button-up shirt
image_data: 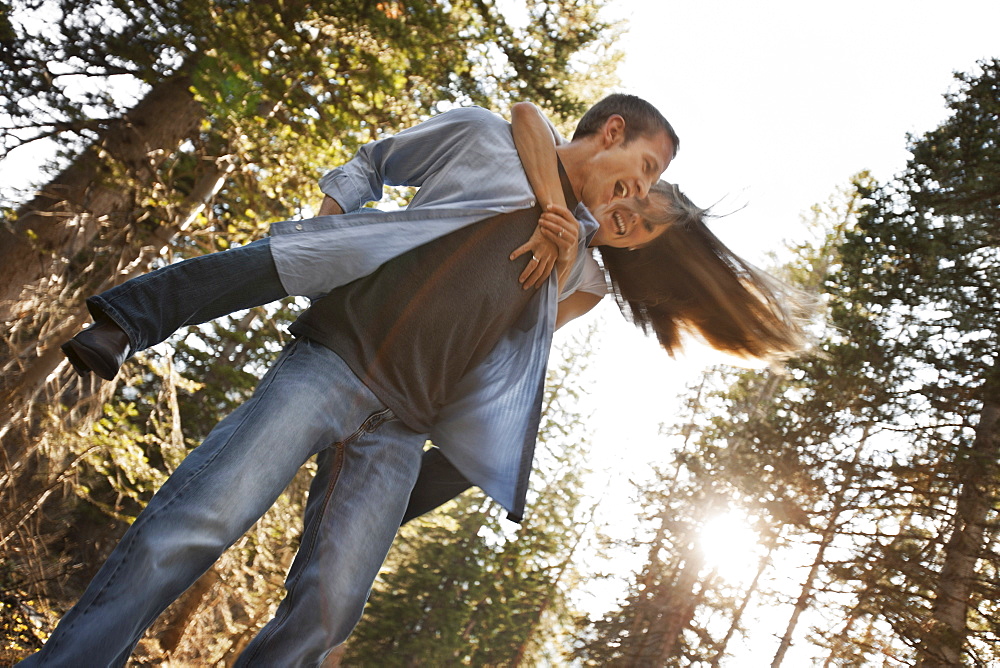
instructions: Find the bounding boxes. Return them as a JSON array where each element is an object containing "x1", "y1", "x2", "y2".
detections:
[{"x1": 268, "y1": 107, "x2": 598, "y2": 521}]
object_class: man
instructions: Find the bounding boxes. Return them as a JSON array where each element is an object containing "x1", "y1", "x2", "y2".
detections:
[{"x1": 28, "y1": 95, "x2": 677, "y2": 667}]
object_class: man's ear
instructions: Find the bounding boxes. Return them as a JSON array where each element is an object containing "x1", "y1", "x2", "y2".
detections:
[{"x1": 602, "y1": 114, "x2": 626, "y2": 148}]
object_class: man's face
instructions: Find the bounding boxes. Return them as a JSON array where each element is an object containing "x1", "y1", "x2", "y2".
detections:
[{"x1": 576, "y1": 118, "x2": 674, "y2": 211}]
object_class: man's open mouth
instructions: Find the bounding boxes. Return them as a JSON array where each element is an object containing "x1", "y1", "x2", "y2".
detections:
[{"x1": 615, "y1": 181, "x2": 629, "y2": 199}]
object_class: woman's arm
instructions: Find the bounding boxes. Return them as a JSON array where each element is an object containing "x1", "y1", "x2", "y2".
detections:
[
  {"x1": 511, "y1": 102, "x2": 568, "y2": 211},
  {"x1": 509, "y1": 102, "x2": 580, "y2": 290}
]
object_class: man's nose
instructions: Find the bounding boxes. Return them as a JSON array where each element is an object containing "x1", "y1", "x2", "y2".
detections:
[{"x1": 635, "y1": 180, "x2": 649, "y2": 199}]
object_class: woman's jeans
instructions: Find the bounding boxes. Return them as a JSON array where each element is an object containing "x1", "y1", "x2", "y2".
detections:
[
  {"x1": 22, "y1": 338, "x2": 427, "y2": 667},
  {"x1": 87, "y1": 238, "x2": 288, "y2": 353}
]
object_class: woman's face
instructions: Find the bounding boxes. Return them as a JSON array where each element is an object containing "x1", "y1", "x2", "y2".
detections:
[{"x1": 589, "y1": 198, "x2": 669, "y2": 249}]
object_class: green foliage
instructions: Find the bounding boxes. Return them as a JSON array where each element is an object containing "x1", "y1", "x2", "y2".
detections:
[
  {"x1": 0, "y1": 596, "x2": 48, "y2": 664},
  {"x1": 0, "y1": 0, "x2": 618, "y2": 175}
]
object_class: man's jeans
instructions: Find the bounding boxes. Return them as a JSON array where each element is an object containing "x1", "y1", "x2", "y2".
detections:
[
  {"x1": 88, "y1": 238, "x2": 288, "y2": 353},
  {"x1": 23, "y1": 338, "x2": 427, "y2": 667}
]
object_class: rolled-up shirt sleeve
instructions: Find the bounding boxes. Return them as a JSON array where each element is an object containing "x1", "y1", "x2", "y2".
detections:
[{"x1": 318, "y1": 107, "x2": 488, "y2": 211}]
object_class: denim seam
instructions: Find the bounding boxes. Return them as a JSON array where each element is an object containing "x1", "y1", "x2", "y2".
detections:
[
  {"x1": 241, "y1": 407, "x2": 393, "y2": 664},
  {"x1": 49, "y1": 340, "x2": 301, "y2": 656}
]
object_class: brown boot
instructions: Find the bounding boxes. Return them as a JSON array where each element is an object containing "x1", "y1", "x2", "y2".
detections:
[{"x1": 61, "y1": 320, "x2": 132, "y2": 380}]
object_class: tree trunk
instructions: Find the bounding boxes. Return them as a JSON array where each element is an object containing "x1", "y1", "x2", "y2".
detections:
[
  {"x1": 157, "y1": 568, "x2": 222, "y2": 655},
  {"x1": 512, "y1": 501, "x2": 597, "y2": 666},
  {"x1": 771, "y1": 496, "x2": 845, "y2": 668},
  {"x1": 711, "y1": 544, "x2": 775, "y2": 667},
  {"x1": 0, "y1": 73, "x2": 205, "y2": 319},
  {"x1": 1, "y1": 155, "x2": 233, "y2": 464},
  {"x1": 770, "y1": 427, "x2": 869, "y2": 668},
  {"x1": 917, "y1": 396, "x2": 1000, "y2": 667},
  {"x1": 624, "y1": 506, "x2": 672, "y2": 660},
  {"x1": 652, "y1": 545, "x2": 707, "y2": 663},
  {"x1": 0, "y1": 130, "x2": 232, "y2": 620}
]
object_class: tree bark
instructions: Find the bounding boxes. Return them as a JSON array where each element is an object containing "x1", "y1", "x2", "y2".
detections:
[
  {"x1": 157, "y1": 568, "x2": 222, "y2": 655},
  {"x1": 652, "y1": 551, "x2": 708, "y2": 663},
  {"x1": 770, "y1": 495, "x2": 846, "y2": 668},
  {"x1": 1, "y1": 155, "x2": 233, "y2": 464},
  {"x1": 512, "y1": 501, "x2": 597, "y2": 667},
  {"x1": 918, "y1": 396, "x2": 1000, "y2": 667},
  {"x1": 711, "y1": 544, "x2": 774, "y2": 667},
  {"x1": 0, "y1": 72, "x2": 205, "y2": 321}
]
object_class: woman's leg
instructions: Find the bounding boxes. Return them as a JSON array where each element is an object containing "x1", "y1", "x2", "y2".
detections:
[{"x1": 88, "y1": 238, "x2": 288, "y2": 352}]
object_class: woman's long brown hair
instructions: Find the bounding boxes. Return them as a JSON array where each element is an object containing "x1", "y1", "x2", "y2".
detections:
[{"x1": 597, "y1": 182, "x2": 808, "y2": 362}]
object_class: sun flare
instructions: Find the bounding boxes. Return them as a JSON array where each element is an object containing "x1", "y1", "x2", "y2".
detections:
[{"x1": 699, "y1": 511, "x2": 762, "y2": 585}]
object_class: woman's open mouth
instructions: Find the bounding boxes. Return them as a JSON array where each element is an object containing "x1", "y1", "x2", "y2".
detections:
[{"x1": 612, "y1": 211, "x2": 626, "y2": 236}]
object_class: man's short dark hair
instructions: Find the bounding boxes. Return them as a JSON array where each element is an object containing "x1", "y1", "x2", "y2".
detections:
[{"x1": 572, "y1": 94, "x2": 680, "y2": 157}]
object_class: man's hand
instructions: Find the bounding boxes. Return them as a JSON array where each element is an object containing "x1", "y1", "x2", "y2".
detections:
[{"x1": 509, "y1": 205, "x2": 580, "y2": 290}]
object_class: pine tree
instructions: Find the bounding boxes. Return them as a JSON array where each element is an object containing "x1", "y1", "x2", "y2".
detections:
[{"x1": 829, "y1": 58, "x2": 1000, "y2": 666}]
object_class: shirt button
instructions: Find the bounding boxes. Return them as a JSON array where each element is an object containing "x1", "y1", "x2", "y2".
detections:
[
  {"x1": 295, "y1": 223, "x2": 304, "y2": 231},
  {"x1": 528, "y1": 199, "x2": 536, "y2": 207}
]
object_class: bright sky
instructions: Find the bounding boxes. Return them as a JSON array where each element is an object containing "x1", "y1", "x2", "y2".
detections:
[
  {"x1": 574, "y1": 0, "x2": 1000, "y2": 465},
  {"x1": 562, "y1": 1, "x2": 1000, "y2": 663},
  {"x1": 608, "y1": 0, "x2": 1000, "y2": 260}
]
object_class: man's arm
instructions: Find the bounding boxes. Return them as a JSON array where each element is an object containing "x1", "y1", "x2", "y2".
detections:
[
  {"x1": 317, "y1": 107, "x2": 488, "y2": 213},
  {"x1": 318, "y1": 195, "x2": 344, "y2": 216}
]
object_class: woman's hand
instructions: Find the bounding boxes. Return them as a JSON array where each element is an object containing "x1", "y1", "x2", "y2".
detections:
[{"x1": 510, "y1": 205, "x2": 580, "y2": 290}]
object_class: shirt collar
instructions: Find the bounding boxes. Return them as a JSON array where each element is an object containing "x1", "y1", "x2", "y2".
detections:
[{"x1": 557, "y1": 158, "x2": 599, "y2": 244}]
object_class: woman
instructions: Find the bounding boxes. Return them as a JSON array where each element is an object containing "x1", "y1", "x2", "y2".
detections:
[{"x1": 62, "y1": 104, "x2": 801, "y2": 379}]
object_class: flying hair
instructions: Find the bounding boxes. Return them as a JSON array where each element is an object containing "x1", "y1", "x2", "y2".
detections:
[{"x1": 597, "y1": 181, "x2": 810, "y2": 362}]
